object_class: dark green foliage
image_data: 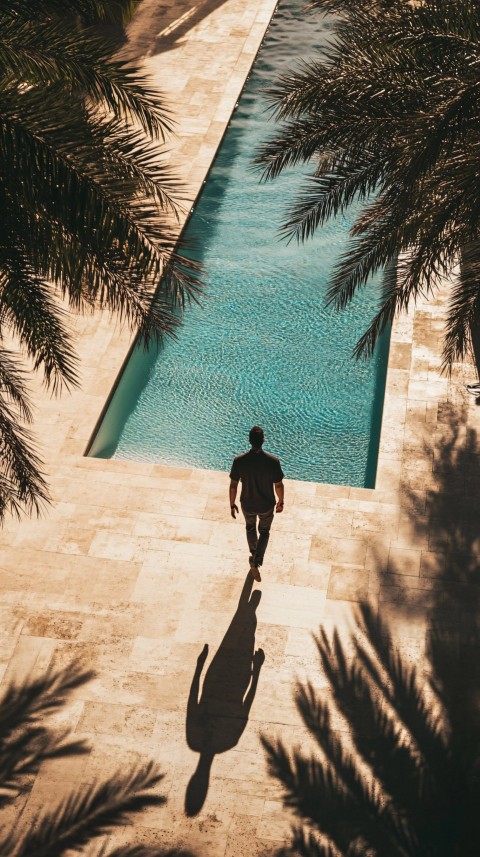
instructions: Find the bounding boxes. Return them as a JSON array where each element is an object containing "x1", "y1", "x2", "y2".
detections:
[
  {"x1": 263, "y1": 603, "x2": 480, "y2": 856},
  {"x1": 0, "y1": 660, "x2": 193, "y2": 857},
  {"x1": 257, "y1": 0, "x2": 480, "y2": 369},
  {"x1": 0, "y1": 0, "x2": 200, "y2": 522},
  {"x1": 2, "y1": 1, "x2": 141, "y2": 27}
]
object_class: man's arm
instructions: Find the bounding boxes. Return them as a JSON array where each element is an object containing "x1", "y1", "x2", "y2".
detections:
[
  {"x1": 229, "y1": 479, "x2": 239, "y2": 518},
  {"x1": 186, "y1": 644, "x2": 208, "y2": 750},
  {"x1": 274, "y1": 480, "x2": 284, "y2": 513}
]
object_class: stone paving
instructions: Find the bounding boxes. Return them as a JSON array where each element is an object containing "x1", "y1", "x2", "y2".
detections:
[{"x1": 2, "y1": 0, "x2": 480, "y2": 855}]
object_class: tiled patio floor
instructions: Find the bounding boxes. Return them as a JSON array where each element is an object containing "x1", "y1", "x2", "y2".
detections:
[{"x1": 1, "y1": 1, "x2": 480, "y2": 855}]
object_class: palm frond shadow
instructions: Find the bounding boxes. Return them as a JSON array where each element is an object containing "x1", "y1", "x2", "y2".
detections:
[
  {"x1": 262, "y1": 601, "x2": 480, "y2": 857},
  {"x1": 377, "y1": 400, "x2": 480, "y2": 625},
  {"x1": 0, "y1": 660, "x2": 194, "y2": 857},
  {"x1": 120, "y1": 0, "x2": 231, "y2": 59}
]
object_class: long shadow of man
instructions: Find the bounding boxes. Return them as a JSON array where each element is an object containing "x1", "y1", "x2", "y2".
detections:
[{"x1": 185, "y1": 574, "x2": 264, "y2": 816}]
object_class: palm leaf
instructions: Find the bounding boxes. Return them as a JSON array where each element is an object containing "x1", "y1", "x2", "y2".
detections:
[
  {"x1": 0, "y1": 14, "x2": 172, "y2": 139},
  {"x1": 263, "y1": 600, "x2": 480, "y2": 855},
  {"x1": 5, "y1": 0, "x2": 139, "y2": 26},
  {"x1": 0, "y1": 661, "x2": 94, "y2": 739},
  {"x1": 0, "y1": 348, "x2": 33, "y2": 423},
  {"x1": 14, "y1": 762, "x2": 165, "y2": 857},
  {"x1": 280, "y1": 160, "x2": 382, "y2": 243},
  {"x1": 0, "y1": 662, "x2": 193, "y2": 857},
  {"x1": 257, "y1": 0, "x2": 480, "y2": 366},
  {"x1": 0, "y1": 0, "x2": 206, "y2": 519},
  {"x1": 0, "y1": 263, "x2": 78, "y2": 393},
  {"x1": 289, "y1": 827, "x2": 339, "y2": 857},
  {"x1": 0, "y1": 395, "x2": 50, "y2": 521},
  {"x1": 442, "y1": 239, "x2": 480, "y2": 369},
  {"x1": 0, "y1": 662, "x2": 94, "y2": 806}
]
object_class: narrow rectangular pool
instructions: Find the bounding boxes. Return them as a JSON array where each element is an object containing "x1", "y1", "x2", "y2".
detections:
[{"x1": 88, "y1": 0, "x2": 389, "y2": 488}]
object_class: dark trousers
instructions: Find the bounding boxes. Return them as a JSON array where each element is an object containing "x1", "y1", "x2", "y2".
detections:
[{"x1": 242, "y1": 506, "x2": 275, "y2": 567}]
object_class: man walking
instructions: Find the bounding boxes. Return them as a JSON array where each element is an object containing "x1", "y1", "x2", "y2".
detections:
[{"x1": 229, "y1": 426, "x2": 284, "y2": 582}]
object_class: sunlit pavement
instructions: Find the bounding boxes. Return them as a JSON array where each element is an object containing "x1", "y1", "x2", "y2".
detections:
[{"x1": 1, "y1": 2, "x2": 480, "y2": 855}]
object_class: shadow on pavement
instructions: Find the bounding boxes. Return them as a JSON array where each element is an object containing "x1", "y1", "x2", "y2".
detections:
[
  {"x1": 185, "y1": 573, "x2": 264, "y2": 816},
  {"x1": 381, "y1": 401, "x2": 480, "y2": 626},
  {"x1": 262, "y1": 601, "x2": 480, "y2": 854},
  {"x1": 121, "y1": 0, "x2": 232, "y2": 59}
]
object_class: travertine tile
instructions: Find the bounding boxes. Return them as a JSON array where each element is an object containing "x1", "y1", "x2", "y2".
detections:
[
  {"x1": 78, "y1": 701, "x2": 158, "y2": 739},
  {"x1": 327, "y1": 565, "x2": 370, "y2": 602},
  {"x1": 388, "y1": 547, "x2": 422, "y2": 577},
  {"x1": 310, "y1": 536, "x2": 367, "y2": 566}
]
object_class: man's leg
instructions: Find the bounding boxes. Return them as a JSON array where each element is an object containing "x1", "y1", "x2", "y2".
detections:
[
  {"x1": 242, "y1": 508, "x2": 258, "y2": 557},
  {"x1": 253, "y1": 508, "x2": 274, "y2": 567}
]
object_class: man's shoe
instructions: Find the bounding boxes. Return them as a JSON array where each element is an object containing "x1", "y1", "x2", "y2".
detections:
[{"x1": 250, "y1": 564, "x2": 261, "y2": 582}]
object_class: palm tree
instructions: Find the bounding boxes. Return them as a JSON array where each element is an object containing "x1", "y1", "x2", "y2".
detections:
[
  {"x1": 0, "y1": 0, "x2": 200, "y2": 522},
  {"x1": 262, "y1": 602, "x2": 480, "y2": 856},
  {"x1": 257, "y1": 0, "x2": 480, "y2": 370},
  {"x1": 17, "y1": 0, "x2": 140, "y2": 27},
  {"x1": 0, "y1": 659, "x2": 192, "y2": 857},
  {"x1": 57, "y1": 1, "x2": 142, "y2": 42},
  {"x1": 79, "y1": 1, "x2": 141, "y2": 26}
]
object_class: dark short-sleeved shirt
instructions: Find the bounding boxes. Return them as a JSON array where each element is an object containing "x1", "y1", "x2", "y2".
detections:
[{"x1": 229, "y1": 449, "x2": 284, "y2": 513}]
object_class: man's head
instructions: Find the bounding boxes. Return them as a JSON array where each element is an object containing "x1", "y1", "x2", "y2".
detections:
[{"x1": 249, "y1": 425, "x2": 264, "y2": 449}]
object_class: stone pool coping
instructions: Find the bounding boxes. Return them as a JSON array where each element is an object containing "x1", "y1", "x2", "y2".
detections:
[{"x1": 1, "y1": 0, "x2": 480, "y2": 853}]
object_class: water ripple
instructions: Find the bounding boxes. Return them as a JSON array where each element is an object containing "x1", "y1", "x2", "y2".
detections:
[{"x1": 95, "y1": 0, "x2": 389, "y2": 488}]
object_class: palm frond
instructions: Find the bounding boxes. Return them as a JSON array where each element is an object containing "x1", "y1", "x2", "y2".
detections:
[
  {"x1": 0, "y1": 0, "x2": 206, "y2": 520},
  {"x1": 442, "y1": 239, "x2": 480, "y2": 369},
  {"x1": 295, "y1": 682, "x2": 410, "y2": 855},
  {"x1": 263, "y1": 599, "x2": 480, "y2": 855},
  {"x1": 0, "y1": 347, "x2": 33, "y2": 423},
  {"x1": 4, "y1": 0, "x2": 139, "y2": 26},
  {"x1": 0, "y1": 264, "x2": 78, "y2": 393},
  {"x1": 0, "y1": 662, "x2": 93, "y2": 806},
  {"x1": 0, "y1": 661, "x2": 94, "y2": 740},
  {"x1": 351, "y1": 260, "x2": 401, "y2": 359},
  {"x1": 281, "y1": 161, "x2": 381, "y2": 243},
  {"x1": 289, "y1": 827, "x2": 338, "y2": 857},
  {"x1": 256, "y1": 121, "x2": 328, "y2": 182},
  {"x1": 0, "y1": 394, "x2": 50, "y2": 522},
  {"x1": 0, "y1": 662, "x2": 191, "y2": 857},
  {"x1": 256, "y1": 0, "x2": 480, "y2": 366},
  {"x1": 353, "y1": 604, "x2": 449, "y2": 791},
  {"x1": 262, "y1": 735, "x2": 355, "y2": 853},
  {"x1": 0, "y1": 727, "x2": 89, "y2": 812},
  {"x1": 326, "y1": 217, "x2": 401, "y2": 313},
  {"x1": 261, "y1": 733, "x2": 404, "y2": 856},
  {"x1": 0, "y1": 14, "x2": 173, "y2": 139},
  {"x1": 0, "y1": 83, "x2": 199, "y2": 308},
  {"x1": 15, "y1": 762, "x2": 165, "y2": 857}
]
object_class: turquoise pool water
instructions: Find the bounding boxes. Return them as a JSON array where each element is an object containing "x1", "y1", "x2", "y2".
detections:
[{"x1": 88, "y1": 0, "x2": 389, "y2": 487}]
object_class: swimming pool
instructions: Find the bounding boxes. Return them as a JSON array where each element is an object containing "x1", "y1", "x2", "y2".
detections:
[{"x1": 88, "y1": 0, "x2": 389, "y2": 488}]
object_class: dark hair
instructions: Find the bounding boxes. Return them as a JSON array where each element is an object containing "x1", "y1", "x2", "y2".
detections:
[{"x1": 249, "y1": 426, "x2": 264, "y2": 448}]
